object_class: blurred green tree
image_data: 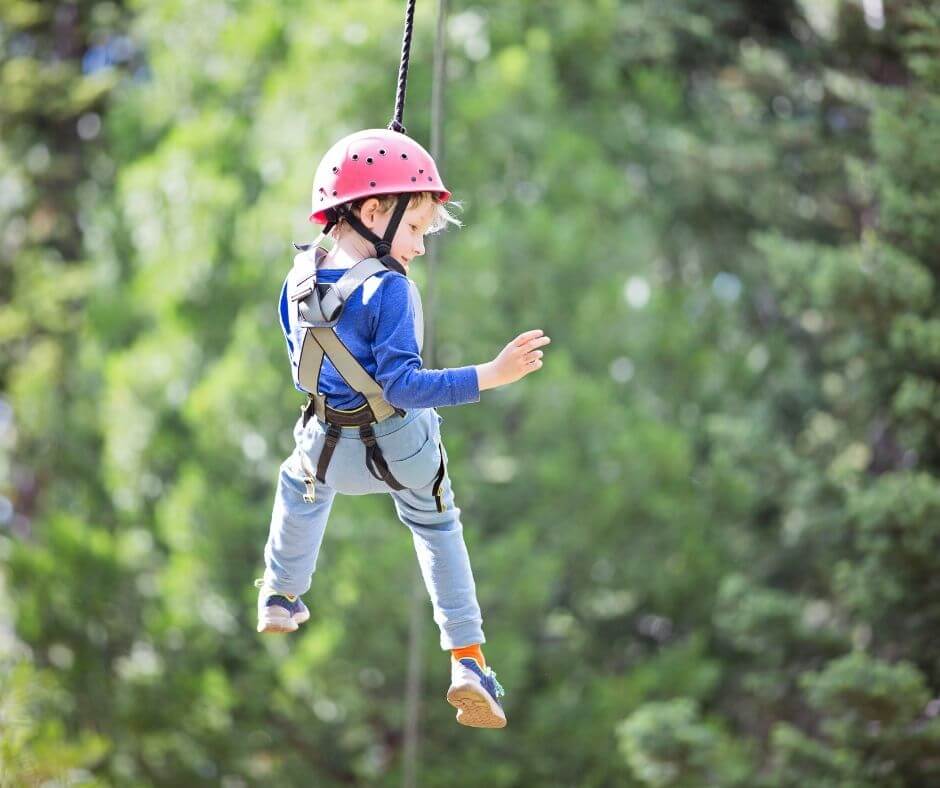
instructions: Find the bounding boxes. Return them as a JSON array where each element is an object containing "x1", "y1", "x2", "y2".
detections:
[{"x1": 1, "y1": 0, "x2": 938, "y2": 785}]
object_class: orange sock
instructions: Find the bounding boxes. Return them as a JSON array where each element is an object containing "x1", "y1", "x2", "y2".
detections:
[{"x1": 451, "y1": 644, "x2": 486, "y2": 669}]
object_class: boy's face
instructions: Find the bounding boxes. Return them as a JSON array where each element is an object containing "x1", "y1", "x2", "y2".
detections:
[{"x1": 362, "y1": 198, "x2": 436, "y2": 274}]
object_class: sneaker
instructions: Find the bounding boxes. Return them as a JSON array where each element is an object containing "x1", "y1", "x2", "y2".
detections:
[
  {"x1": 255, "y1": 579, "x2": 310, "y2": 633},
  {"x1": 446, "y1": 657, "x2": 507, "y2": 729}
]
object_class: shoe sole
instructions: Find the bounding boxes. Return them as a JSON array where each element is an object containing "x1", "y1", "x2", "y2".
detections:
[
  {"x1": 257, "y1": 611, "x2": 308, "y2": 634},
  {"x1": 446, "y1": 685, "x2": 507, "y2": 729},
  {"x1": 257, "y1": 620, "x2": 298, "y2": 634}
]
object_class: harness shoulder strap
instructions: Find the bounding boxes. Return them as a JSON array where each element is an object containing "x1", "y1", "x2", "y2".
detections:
[
  {"x1": 317, "y1": 258, "x2": 387, "y2": 322},
  {"x1": 309, "y1": 327, "x2": 398, "y2": 422},
  {"x1": 292, "y1": 254, "x2": 403, "y2": 422}
]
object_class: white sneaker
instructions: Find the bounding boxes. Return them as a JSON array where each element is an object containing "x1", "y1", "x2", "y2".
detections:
[
  {"x1": 446, "y1": 657, "x2": 507, "y2": 729},
  {"x1": 255, "y1": 580, "x2": 309, "y2": 634}
]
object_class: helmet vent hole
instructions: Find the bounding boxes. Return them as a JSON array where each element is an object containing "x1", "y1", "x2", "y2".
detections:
[
  {"x1": 418, "y1": 169, "x2": 424, "y2": 174},
  {"x1": 332, "y1": 191, "x2": 337, "y2": 196},
  {"x1": 332, "y1": 166, "x2": 339, "y2": 173},
  {"x1": 370, "y1": 181, "x2": 376, "y2": 187},
  {"x1": 410, "y1": 176, "x2": 417, "y2": 182},
  {"x1": 379, "y1": 149, "x2": 387, "y2": 155},
  {"x1": 427, "y1": 176, "x2": 433, "y2": 181},
  {"x1": 352, "y1": 154, "x2": 359, "y2": 160},
  {"x1": 366, "y1": 157, "x2": 373, "y2": 164},
  {"x1": 401, "y1": 153, "x2": 408, "y2": 159}
]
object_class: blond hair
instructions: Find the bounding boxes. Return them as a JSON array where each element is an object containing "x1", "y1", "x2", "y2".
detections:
[{"x1": 332, "y1": 191, "x2": 462, "y2": 238}]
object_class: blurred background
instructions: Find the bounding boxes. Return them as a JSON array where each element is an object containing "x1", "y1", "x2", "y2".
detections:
[{"x1": 2, "y1": 0, "x2": 939, "y2": 785}]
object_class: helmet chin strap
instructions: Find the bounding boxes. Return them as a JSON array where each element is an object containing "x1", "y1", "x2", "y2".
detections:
[{"x1": 328, "y1": 194, "x2": 410, "y2": 274}]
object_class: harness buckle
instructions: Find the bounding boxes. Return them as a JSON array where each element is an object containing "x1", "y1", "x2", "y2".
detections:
[
  {"x1": 290, "y1": 285, "x2": 315, "y2": 303},
  {"x1": 302, "y1": 478, "x2": 316, "y2": 503},
  {"x1": 289, "y1": 273, "x2": 317, "y2": 303},
  {"x1": 324, "y1": 425, "x2": 342, "y2": 448},
  {"x1": 297, "y1": 450, "x2": 317, "y2": 503}
]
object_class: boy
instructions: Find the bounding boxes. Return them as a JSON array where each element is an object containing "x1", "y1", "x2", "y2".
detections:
[{"x1": 256, "y1": 129, "x2": 550, "y2": 728}]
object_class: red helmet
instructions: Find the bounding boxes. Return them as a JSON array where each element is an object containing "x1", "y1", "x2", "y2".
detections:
[{"x1": 309, "y1": 129, "x2": 451, "y2": 224}]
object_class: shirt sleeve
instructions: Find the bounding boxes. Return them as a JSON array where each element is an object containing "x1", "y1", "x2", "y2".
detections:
[
  {"x1": 278, "y1": 275, "x2": 307, "y2": 393},
  {"x1": 371, "y1": 273, "x2": 480, "y2": 409}
]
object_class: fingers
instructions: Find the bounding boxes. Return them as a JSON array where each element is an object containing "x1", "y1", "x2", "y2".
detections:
[
  {"x1": 513, "y1": 329, "x2": 545, "y2": 347},
  {"x1": 522, "y1": 335, "x2": 551, "y2": 351},
  {"x1": 500, "y1": 329, "x2": 550, "y2": 383},
  {"x1": 523, "y1": 358, "x2": 544, "y2": 373}
]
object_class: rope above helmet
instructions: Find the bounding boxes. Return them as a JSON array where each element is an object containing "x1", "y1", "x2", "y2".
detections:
[
  {"x1": 388, "y1": 0, "x2": 417, "y2": 135},
  {"x1": 310, "y1": 1, "x2": 441, "y2": 267}
]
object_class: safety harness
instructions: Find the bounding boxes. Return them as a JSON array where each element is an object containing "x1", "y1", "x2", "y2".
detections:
[{"x1": 288, "y1": 242, "x2": 445, "y2": 510}]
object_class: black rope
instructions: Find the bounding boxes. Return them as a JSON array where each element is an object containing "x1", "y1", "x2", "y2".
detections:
[
  {"x1": 403, "y1": 3, "x2": 448, "y2": 784},
  {"x1": 388, "y1": 0, "x2": 417, "y2": 135}
]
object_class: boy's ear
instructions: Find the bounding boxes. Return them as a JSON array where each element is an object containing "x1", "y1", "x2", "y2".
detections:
[{"x1": 359, "y1": 198, "x2": 381, "y2": 230}]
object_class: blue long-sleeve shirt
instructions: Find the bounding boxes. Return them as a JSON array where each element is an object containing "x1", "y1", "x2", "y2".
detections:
[{"x1": 279, "y1": 266, "x2": 480, "y2": 411}]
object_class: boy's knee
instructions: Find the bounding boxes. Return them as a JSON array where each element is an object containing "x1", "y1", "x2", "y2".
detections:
[
  {"x1": 396, "y1": 499, "x2": 461, "y2": 531},
  {"x1": 416, "y1": 516, "x2": 461, "y2": 533}
]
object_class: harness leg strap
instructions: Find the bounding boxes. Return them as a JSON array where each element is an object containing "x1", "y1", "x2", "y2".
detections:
[
  {"x1": 359, "y1": 424, "x2": 406, "y2": 491},
  {"x1": 431, "y1": 446, "x2": 446, "y2": 513},
  {"x1": 315, "y1": 424, "x2": 343, "y2": 485}
]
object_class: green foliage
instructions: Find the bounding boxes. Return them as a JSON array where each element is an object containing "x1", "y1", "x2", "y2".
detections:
[
  {"x1": 767, "y1": 722, "x2": 871, "y2": 788},
  {"x1": 0, "y1": 658, "x2": 109, "y2": 787},
  {"x1": 785, "y1": 653, "x2": 940, "y2": 786},
  {"x1": 2, "y1": 0, "x2": 939, "y2": 784},
  {"x1": 802, "y1": 652, "x2": 928, "y2": 729},
  {"x1": 617, "y1": 699, "x2": 751, "y2": 787}
]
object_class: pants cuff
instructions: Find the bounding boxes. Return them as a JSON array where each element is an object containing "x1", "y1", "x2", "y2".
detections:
[
  {"x1": 440, "y1": 619, "x2": 486, "y2": 651},
  {"x1": 263, "y1": 569, "x2": 309, "y2": 597}
]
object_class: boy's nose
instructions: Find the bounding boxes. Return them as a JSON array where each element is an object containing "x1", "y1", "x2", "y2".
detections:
[{"x1": 415, "y1": 238, "x2": 425, "y2": 256}]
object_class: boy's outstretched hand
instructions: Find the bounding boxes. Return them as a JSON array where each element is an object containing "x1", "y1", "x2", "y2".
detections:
[{"x1": 475, "y1": 329, "x2": 551, "y2": 392}]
